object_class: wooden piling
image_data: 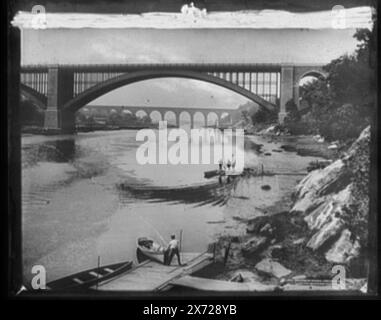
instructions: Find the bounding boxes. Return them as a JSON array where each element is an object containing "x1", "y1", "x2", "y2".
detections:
[{"x1": 96, "y1": 256, "x2": 100, "y2": 290}]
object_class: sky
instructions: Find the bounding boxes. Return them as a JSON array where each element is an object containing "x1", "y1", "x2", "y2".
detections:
[{"x1": 17, "y1": 8, "x2": 368, "y2": 109}]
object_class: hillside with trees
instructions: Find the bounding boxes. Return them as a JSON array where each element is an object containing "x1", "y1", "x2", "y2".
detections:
[{"x1": 282, "y1": 27, "x2": 376, "y2": 142}]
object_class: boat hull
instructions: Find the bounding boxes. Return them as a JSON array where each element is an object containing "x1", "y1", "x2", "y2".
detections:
[
  {"x1": 137, "y1": 247, "x2": 165, "y2": 264},
  {"x1": 137, "y1": 237, "x2": 166, "y2": 264},
  {"x1": 45, "y1": 260, "x2": 132, "y2": 291}
]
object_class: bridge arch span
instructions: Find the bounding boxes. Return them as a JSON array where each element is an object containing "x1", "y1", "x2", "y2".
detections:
[
  {"x1": 136, "y1": 110, "x2": 148, "y2": 118},
  {"x1": 179, "y1": 111, "x2": 191, "y2": 127},
  {"x1": 295, "y1": 69, "x2": 327, "y2": 111},
  {"x1": 149, "y1": 110, "x2": 162, "y2": 123},
  {"x1": 63, "y1": 70, "x2": 276, "y2": 114},
  {"x1": 193, "y1": 111, "x2": 206, "y2": 128},
  {"x1": 164, "y1": 110, "x2": 177, "y2": 126},
  {"x1": 207, "y1": 112, "x2": 219, "y2": 127},
  {"x1": 298, "y1": 70, "x2": 327, "y2": 82},
  {"x1": 20, "y1": 84, "x2": 47, "y2": 111}
]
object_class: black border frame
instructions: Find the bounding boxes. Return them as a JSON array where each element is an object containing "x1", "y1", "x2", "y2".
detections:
[{"x1": 6, "y1": 0, "x2": 380, "y2": 300}]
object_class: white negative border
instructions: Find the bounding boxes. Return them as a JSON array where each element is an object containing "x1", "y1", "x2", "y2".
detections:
[{"x1": 12, "y1": 6, "x2": 374, "y2": 30}]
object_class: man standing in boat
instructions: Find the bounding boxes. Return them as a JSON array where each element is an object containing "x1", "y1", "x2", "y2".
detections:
[
  {"x1": 218, "y1": 158, "x2": 224, "y2": 171},
  {"x1": 226, "y1": 158, "x2": 232, "y2": 171},
  {"x1": 166, "y1": 234, "x2": 182, "y2": 266}
]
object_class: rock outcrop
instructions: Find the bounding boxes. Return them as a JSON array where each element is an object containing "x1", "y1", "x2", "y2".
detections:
[
  {"x1": 325, "y1": 229, "x2": 361, "y2": 264},
  {"x1": 224, "y1": 126, "x2": 370, "y2": 283},
  {"x1": 291, "y1": 126, "x2": 370, "y2": 264}
]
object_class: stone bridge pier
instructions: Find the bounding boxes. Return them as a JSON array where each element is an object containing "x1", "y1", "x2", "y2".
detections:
[{"x1": 44, "y1": 67, "x2": 76, "y2": 132}]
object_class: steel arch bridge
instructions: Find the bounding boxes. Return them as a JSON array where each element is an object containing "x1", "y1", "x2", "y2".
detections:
[{"x1": 20, "y1": 63, "x2": 325, "y2": 132}]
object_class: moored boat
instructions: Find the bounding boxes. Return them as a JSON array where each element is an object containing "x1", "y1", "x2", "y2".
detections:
[
  {"x1": 204, "y1": 169, "x2": 241, "y2": 178},
  {"x1": 137, "y1": 237, "x2": 166, "y2": 264},
  {"x1": 204, "y1": 169, "x2": 225, "y2": 178},
  {"x1": 46, "y1": 260, "x2": 133, "y2": 291}
]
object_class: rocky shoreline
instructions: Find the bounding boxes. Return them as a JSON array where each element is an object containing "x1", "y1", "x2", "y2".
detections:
[{"x1": 205, "y1": 126, "x2": 370, "y2": 292}]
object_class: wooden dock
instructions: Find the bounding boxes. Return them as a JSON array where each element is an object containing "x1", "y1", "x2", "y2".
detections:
[{"x1": 94, "y1": 252, "x2": 213, "y2": 292}]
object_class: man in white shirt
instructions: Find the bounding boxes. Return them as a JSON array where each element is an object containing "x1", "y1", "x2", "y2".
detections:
[{"x1": 166, "y1": 234, "x2": 182, "y2": 266}]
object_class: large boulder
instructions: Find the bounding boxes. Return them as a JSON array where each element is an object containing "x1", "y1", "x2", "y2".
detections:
[
  {"x1": 306, "y1": 216, "x2": 344, "y2": 251},
  {"x1": 304, "y1": 184, "x2": 354, "y2": 251},
  {"x1": 325, "y1": 229, "x2": 361, "y2": 264},
  {"x1": 241, "y1": 235, "x2": 268, "y2": 257},
  {"x1": 291, "y1": 159, "x2": 349, "y2": 215},
  {"x1": 304, "y1": 184, "x2": 352, "y2": 230},
  {"x1": 255, "y1": 258, "x2": 292, "y2": 278}
]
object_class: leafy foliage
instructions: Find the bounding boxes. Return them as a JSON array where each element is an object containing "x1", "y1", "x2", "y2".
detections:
[
  {"x1": 283, "y1": 28, "x2": 375, "y2": 141},
  {"x1": 251, "y1": 107, "x2": 278, "y2": 124}
]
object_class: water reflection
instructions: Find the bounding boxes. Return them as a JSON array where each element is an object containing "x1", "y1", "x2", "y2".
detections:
[{"x1": 23, "y1": 139, "x2": 77, "y2": 167}]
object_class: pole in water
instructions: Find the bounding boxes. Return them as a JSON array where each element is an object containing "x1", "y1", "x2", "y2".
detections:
[{"x1": 96, "y1": 256, "x2": 100, "y2": 290}]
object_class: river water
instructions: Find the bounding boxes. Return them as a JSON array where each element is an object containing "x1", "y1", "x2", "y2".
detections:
[{"x1": 21, "y1": 128, "x2": 322, "y2": 284}]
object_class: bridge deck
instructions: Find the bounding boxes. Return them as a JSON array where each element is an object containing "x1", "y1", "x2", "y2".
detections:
[{"x1": 94, "y1": 252, "x2": 213, "y2": 292}]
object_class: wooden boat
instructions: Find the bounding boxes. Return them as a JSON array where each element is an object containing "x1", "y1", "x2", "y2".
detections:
[
  {"x1": 121, "y1": 181, "x2": 218, "y2": 192},
  {"x1": 46, "y1": 260, "x2": 133, "y2": 291},
  {"x1": 137, "y1": 237, "x2": 166, "y2": 264},
  {"x1": 204, "y1": 169, "x2": 225, "y2": 179},
  {"x1": 204, "y1": 169, "x2": 241, "y2": 179}
]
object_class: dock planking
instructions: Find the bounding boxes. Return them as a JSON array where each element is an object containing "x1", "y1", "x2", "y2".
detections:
[{"x1": 94, "y1": 252, "x2": 213, "y2": 292}]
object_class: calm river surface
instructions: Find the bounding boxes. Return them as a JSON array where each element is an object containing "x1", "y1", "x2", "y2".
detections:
[{"x1": 21, "y1": 128, "x2": 322, "y2": 283}]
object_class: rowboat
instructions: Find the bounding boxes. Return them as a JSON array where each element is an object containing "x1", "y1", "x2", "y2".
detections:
[
  {"x1": 137, "y1": 237, "x2": 166, "y2": 264},
  {"x1": 46, "y1": 260, "x2": 133, "y2": 291}
]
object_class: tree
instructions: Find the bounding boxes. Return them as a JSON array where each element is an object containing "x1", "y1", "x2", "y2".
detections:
[
  {"x1": 284, "y1": 27, "x2": 375, "y2": 141},
  {"x1": 251, "y1": 107, "x2": 277, "y2": 124},
  {"x1": 107, "y1": 111, "x2": 122, "y2": 125},
  {"x1": 323, "y1": 28, "x2": 375, "y2": 120},
  {"x1": 240, "y1": 109, "x2": 251, "y2": 125}
]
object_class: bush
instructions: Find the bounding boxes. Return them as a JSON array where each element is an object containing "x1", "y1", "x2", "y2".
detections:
[
  {"x1": 327, "y1": 104, "x2": 369, "y2": 140},
  {"x1": 251, "y1": 107, "x2": 278, "y2": 124}
]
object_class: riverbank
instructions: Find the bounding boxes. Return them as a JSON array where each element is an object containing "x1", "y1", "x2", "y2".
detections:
[
  {"x1": 204, "y1": 126, "x2": 370, "y2": 292},
  {"x1": 21, "y1": 124, "x2": 161, "y2": 135}
]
